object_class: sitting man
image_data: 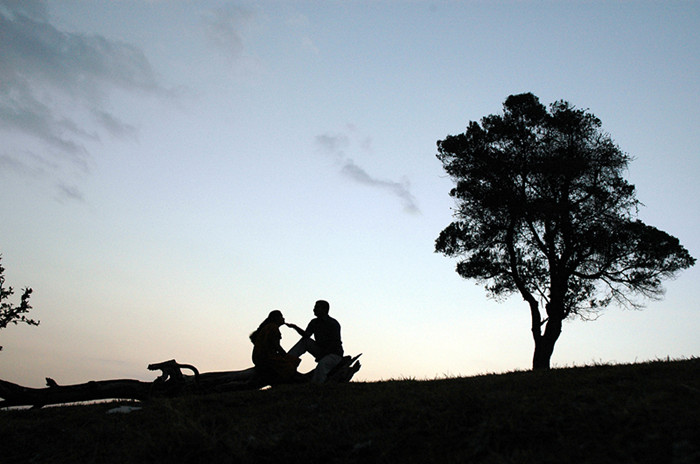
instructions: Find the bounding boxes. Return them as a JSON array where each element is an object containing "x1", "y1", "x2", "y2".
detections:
[{"x1": 286, "y1": 300, "x2": 344, "y2": 383}]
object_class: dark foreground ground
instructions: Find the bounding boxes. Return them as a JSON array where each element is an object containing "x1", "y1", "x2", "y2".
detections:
[{"x1": 2, "y1": 358, "x2": 699, "y2": 463}]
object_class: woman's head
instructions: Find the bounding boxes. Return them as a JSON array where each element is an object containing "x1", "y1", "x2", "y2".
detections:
[
  {"x1": 250, "y1": 309, "x2": 285, "y2": 343},
  {"x1": 267, "y1": 310, "x2": 285, "y2": 325}
]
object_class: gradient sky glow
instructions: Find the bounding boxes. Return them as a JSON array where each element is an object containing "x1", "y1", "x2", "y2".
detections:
[{"x1": 1, "y1": 0, "x2": 698, "y2": 386}]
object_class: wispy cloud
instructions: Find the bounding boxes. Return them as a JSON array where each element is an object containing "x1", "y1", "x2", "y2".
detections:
[
  {"x1": 286, "y1": 12, "x2": 320, "y2": 55},
  {"x1": 0, "y1": 151, "x2": 46, "y2": 177},
  {"x1": 200, "y1": 5, "x2": 254, "y2": 60},
  {"x1": 315, "y1": 127, "x2": 420, "y2": 214},
  {"x1": 316, "y1": 133, "x2": 349, "y2": 156},
  {"x1": 56, "y1": 182, "x2": 84, "y2": 203},
  {"x1": 92, "y1": 109, "x2": 138, "y2": 139},
  {"x1": 0, "y1": 0, "x2": 165, "y2": 200},
  {"x1": 342, "y1": 160, "x2": 419, "y2": 214}
]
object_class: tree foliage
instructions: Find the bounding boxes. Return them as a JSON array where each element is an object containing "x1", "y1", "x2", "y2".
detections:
[
  {"x1": 435, "y1": 93, "x2": 695, "y2": 369},
  {"x1": 0, "y1": 255, "x2": 39, "y2": 351}
]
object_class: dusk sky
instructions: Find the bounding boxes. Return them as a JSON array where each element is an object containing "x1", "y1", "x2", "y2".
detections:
[{"x1": 1, "y1": 0, "x2": 698, "y2": 386}]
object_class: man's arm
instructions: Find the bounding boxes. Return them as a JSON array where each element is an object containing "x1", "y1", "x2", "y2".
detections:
[{"x1": 285, "y1": 321, "x2": 313, "y2": 338}]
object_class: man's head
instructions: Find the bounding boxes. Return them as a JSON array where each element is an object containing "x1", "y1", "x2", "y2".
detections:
[{"x1": 313, "y1": 300, "x2": 330, "y2": 317}]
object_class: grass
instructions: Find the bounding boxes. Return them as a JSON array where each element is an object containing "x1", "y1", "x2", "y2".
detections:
[{"x1": 2, "y1": 358, "x2": 699, "y2": 463}]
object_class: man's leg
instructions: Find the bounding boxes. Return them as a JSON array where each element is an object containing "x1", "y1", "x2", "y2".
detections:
[
  {"x1": 288, "y1": 337, "x2": 321, "y2": 358},
  {"x1": 311, "y1": 354, "x2": 342, "y2": 383}
]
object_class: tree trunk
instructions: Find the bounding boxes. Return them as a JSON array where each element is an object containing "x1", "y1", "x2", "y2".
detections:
[{"x1": 532, "y1": 317, "x2": 562, "y2": 370}]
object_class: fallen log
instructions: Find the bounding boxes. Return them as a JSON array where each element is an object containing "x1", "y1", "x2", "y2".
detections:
[
  {"x1": 0, "y1": 355, "x2": 362, "y2": 408},
  {"x1": 0, "y1": 378, "x2": 152, "y2": 408},
  {"x1": 0, "y1": 361, "x2": 259, "y2": 408},
  {"x1": 327, "y1": 353, "x2": 362, "y2": 383}
]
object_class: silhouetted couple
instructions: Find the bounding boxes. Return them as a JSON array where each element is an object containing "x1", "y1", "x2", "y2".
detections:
[{"x1": 249, "y1": 300, "x2": 343, "y2": 385}]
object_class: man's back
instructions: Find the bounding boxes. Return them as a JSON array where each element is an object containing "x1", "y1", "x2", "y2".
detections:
[{"x1": 308, "y1": 315, "x2": 343, "y2": 358}]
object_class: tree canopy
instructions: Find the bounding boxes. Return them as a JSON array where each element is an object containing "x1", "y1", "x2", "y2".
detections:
[
  {"x1": 0, "y1": 255, "x2": 38, "y2": 351},
  {"x1": 435, "y1": 93, "x2": 695, "y2": 369}
]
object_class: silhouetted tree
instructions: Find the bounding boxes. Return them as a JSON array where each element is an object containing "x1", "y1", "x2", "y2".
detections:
[
  {"x1": 0, "y1": 255, "x2": 38, "y2": 351},
  {"x1": 435, "y1": 93, "x2": 695, "y2": 370}
]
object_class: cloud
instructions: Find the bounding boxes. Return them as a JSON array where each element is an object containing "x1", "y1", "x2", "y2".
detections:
[
  {"x1": 201, "y1": 5, "x2": 253, "y2": 60},
  {"x1": 342, "y1": 160, "x2": 420, "y2": 214},
  {"x1": 286, "y1": 12, "x2": 310, "y2": 29},
  {"x1": 0, "y1": 0, "x2": 165, "y2": 199},
  {"x1": 0, "y1": 151, "x2": 45, "y2": 177},
  {"x1": 315, "y1": 133, "x2": 349, "y2": 157},
  {"x1": 286, "y1": 13, "x2": 319, "y2": 55},
  {"x1": 0, "y1": 0, "x2": 48, "y2": 22},
  {"x1": 56, "y1": 182, "x2": 84, "y2": 203},
  {"x1": 92, "y1": 109, "x2": 138, "y2": 139},
  {"x1": 315, "y1": 128, "x2": 420, "y2": 214}
]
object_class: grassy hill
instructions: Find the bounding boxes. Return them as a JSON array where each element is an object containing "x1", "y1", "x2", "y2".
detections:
[{"x1": 2, "y1": 358, "x2": 698, "y2": 463}]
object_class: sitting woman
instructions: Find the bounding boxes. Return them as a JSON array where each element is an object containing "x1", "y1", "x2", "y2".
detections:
[{"x1": 249, "y1": 310, "x2": 301, "y2": 385}]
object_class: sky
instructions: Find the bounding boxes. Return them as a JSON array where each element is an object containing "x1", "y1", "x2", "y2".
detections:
[{"x1": 0, "y1": 0, "x2": 698, "y2": 387}]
